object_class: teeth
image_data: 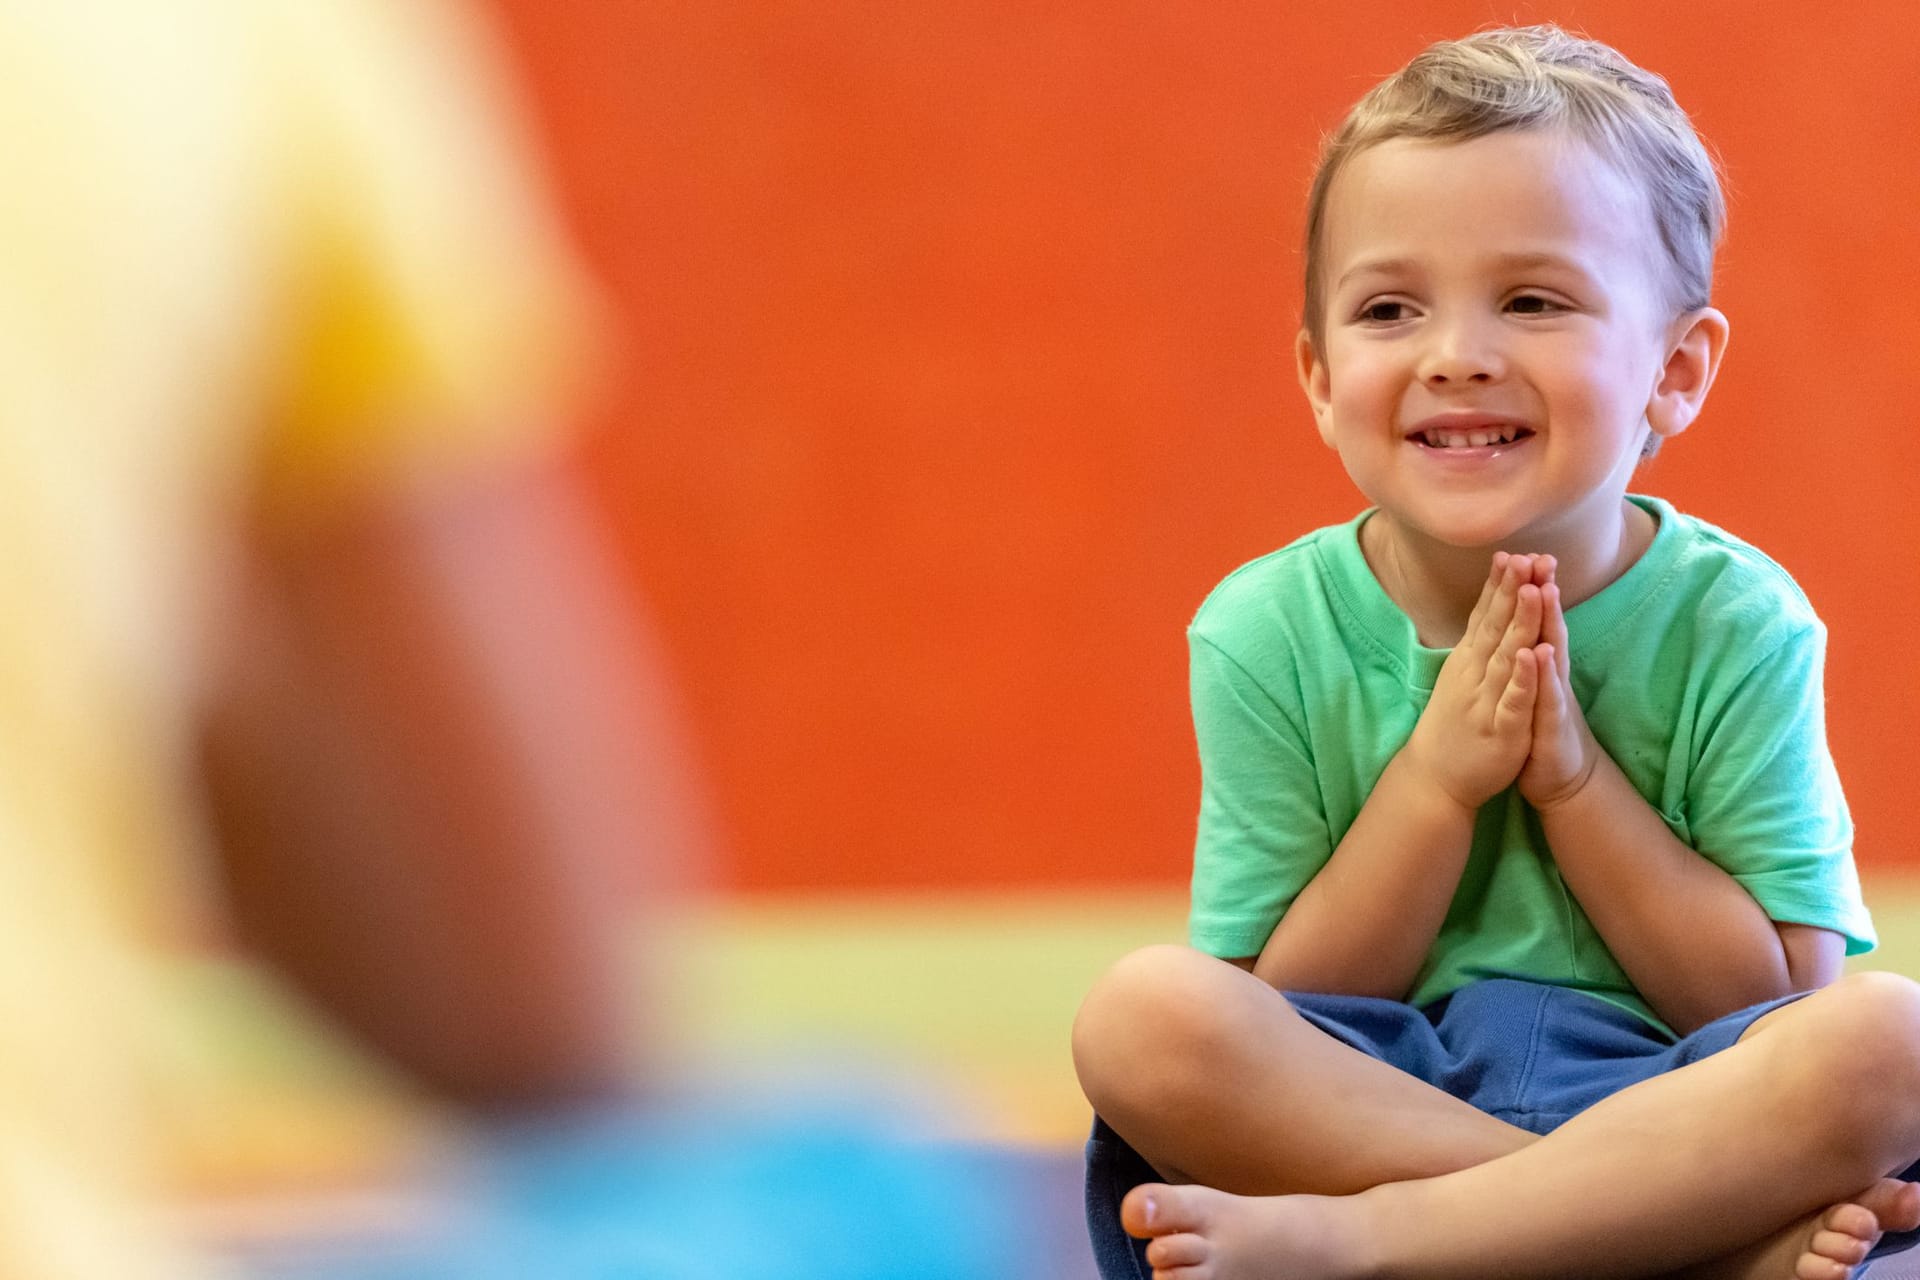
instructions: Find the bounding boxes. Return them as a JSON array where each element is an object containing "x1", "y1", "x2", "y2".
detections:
[{"x1": 1422, "y1": 427, "x2": 1520, "y2": 449}]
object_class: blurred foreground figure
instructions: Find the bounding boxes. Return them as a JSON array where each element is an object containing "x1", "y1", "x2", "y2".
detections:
[{"x1": 0, "y1": 0, "x2": 695, "y2": 1273}]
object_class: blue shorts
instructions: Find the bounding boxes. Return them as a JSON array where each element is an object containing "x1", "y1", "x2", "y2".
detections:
[{"x1": 1085, "y1": 978, "x2": 1920, "y2": 1280}]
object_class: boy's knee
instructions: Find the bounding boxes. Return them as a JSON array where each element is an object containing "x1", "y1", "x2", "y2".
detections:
[
  {"x1": 1833, "y1": 970, "x2": 1920, "y2": 1062},
  {"x1": 1769, "y1": 971, "x2": 1920, "y2": 1150},
  {"x1": 1073, "y1": 944, "x2": 1215, "y2": 1062},
  {"x1": 1801, "y1": 971, "x2": 1920, "y2": 1057},
  {"x1": 1072, "y1": 944, "x2": 1253, "y2": 1113}
]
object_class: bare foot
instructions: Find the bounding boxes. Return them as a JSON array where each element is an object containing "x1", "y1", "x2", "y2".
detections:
[
  {"x1": 1119, "y1": 1182, "x2": 1373, "y2": 1280},
  {"x1": 1680, "y1": 1178, "x2": 1920, "y2": 1280},
  {"x1": 1120, "y1": 1177, "x2": 1920, "y2": 1280}
]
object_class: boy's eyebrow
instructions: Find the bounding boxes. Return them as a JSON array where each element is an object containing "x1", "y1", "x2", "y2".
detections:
[
  {"x1": 1491, "y1": 250, "x2": 1593, "y2": 276},
  {"x1": 1335, "y1": 257, "x2": 1419, "y2": 290},
  {"x1": 1335, "y1": 251, "x2": 1595, "y2": 290}
]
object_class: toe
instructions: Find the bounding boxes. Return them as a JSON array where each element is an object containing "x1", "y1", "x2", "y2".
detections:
[
  {"x1": 1869, "y1": 1179, "x2": 1920, "y2": 1233},
  {"x1": 1809, "y1": 1228, "x2": 1872, "y2": 1265},
  {"x1": 1793, "y1": 1251, "x2": 1853, "y2": 1280},
  {"x1": 1121, "y1": 1184, "x2": 1169, "y2": 1238},
  {"x1": 1145, "y1": 1232, "x2": 1209, "y2": 1270},
  {"x1": 1854, "y1": 1178, "x2": 1920, "y2": 1226},
  {"x1": 1893, "y1": 1183, "x2": 1920, "y2": 1233},
  {"x1": 1123, "y1": 1184, "x2": 1211, "y2": 1240},
  {"x1": 1821, "y1": 1202, "x2": 1878, "y2": 1240}
]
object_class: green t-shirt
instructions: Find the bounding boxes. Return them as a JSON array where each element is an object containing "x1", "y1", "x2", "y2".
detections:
[{"x1": 1187, "y1": 495, "x2": 1874, "y2": 1035}]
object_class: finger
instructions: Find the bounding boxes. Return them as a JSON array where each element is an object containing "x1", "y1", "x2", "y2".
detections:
[
  {"x1": 1497, "y1": 645, "x2": 1539, "y2": 732},
  {"x1": 1506, "y1": 580, "x2": 1544, "y2": 652},
  {"x1": 1463, "y1": 552, "x2": 1510, "y2": 645},
  {"x1": 1543, "y1": 583, "x2": 1571, "y2": 681},
  {"x1": 1485, "y1": 582, "x2": 1541, "y2": 692},
  {"x1": 1474, "y1": 555, "x2": 1524, "y2": 652},
  {"x1": 1532, "y1": 554, "x2": 1556, "y2": 588},
  {"x1": 1531, "y1": 643, "x2": 1559, "y2": 736}
]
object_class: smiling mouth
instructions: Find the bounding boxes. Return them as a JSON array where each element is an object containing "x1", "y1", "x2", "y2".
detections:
[{"x1": 1412, "y1": 426, "x2": 1535, "y2": 450}]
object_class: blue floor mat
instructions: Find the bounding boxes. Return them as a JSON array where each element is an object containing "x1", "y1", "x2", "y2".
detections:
[{"x1": 213, "y1": 1095, "x2": 1093, "y2": 1280}]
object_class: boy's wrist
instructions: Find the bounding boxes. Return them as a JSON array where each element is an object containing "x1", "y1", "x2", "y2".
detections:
[
  {"x1": 1526, "y1": 746, "x2": 1605, "y2": 818},
  {"x1": 1389, "y1": 745, "x2": 1489, "y2": 823}
]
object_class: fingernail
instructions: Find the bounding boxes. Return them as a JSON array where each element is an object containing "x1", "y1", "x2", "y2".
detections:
[{"x1": 1143, "y1": 1194, "x2": 1157, "y2": 1226}]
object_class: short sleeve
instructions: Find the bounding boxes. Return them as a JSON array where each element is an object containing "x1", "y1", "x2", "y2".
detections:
[
  {"x1": 254, "y1": 0, "x2": 602, "y2": 514},
  {"x1": 1186, "y1": 632, "x2": 1333, "y2": 959},
  {"x1": 1685, "y1": 622, "x2": 1875, "y2": 953}
]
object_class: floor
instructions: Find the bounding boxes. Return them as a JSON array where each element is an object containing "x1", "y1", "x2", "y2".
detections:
[{"x1": 208, "y1": 875, "x2": 1920, "y2": 1278}]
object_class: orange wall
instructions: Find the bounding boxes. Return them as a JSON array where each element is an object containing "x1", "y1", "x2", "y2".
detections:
[{"x1": 492, "y1": 0, "x2": 1920, "y2": 892}]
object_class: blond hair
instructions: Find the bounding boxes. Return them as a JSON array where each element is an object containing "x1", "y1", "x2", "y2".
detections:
[{"x1": 1302, "y1": 25, "x2": 1725, "y2": 352}]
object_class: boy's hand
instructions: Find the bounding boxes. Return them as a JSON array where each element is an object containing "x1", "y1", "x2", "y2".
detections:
[
  {"x1": 1516, "y1": 556, "x2": 1600, "y2": 812},
  {"x1": 1403, "y1": 552, "x2": 1543, "y2": 812}
]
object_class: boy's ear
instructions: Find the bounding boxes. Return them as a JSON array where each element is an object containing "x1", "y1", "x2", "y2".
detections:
[
  {"x1": 1645, "y1": 306, "x2": 1730, "y2": 442},
  {"x1": 1295, "y1": 328, "x2": 1338, "y2": 448}
]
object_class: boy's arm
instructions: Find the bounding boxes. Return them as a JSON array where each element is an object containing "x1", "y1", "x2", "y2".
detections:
[
  {"x1": 1531, "y1": 750, "x2": 1800, "y2": 1032},
  {"x1": 1520, "y1": 568, "x2": 1828, "y2": 1035},
  {"x1": 1248, "y1": 750, "x2": 1477, "y2": 995},
  {"x1": 1249, "y1": 555, "x2": 1542, "y2": 997}
]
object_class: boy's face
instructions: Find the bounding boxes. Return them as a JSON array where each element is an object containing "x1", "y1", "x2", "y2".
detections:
[{"x1": 1298, "y1": 128, "x2": 1699, "y2": 555}]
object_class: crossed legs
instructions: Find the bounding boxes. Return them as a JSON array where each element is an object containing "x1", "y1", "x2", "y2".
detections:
[
  {"x1": 1073, "y1": 945, "x2": 1538, "y2": 1195},
  {"x1": 1072, "y1": 946, "x2": 1920, "y2": 1279}
]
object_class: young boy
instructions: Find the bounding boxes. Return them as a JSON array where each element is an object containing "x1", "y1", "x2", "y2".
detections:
[{"x1": 1072, "y1": 25, "x2": 1920, "y2": 1280}]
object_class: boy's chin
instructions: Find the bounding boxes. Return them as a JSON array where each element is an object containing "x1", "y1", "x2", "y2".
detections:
[{"x1": 1371, "y1": 508, "x2": 1539, "y2": 554}]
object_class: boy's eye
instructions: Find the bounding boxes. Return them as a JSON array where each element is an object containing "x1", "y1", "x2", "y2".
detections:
[
  {"x1": 1357, "y1": 301, "x2": 1408, "y2": 323},
  {"x1": 1507, "y1": 294, "x2": 1561, "y2": 315}
]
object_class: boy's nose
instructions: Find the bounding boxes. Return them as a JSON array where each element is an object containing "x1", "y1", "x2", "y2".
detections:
[{"x1": 1417, "y1": 320, "x2": 1505, "y2": 385}]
